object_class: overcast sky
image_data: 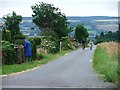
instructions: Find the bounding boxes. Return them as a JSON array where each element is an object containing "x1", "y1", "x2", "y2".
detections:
[{"x1": 0, "y1": 0, "x2": 119, "y2": 18}]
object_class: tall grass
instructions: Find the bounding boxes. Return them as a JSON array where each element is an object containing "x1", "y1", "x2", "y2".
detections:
[{"x1": 93, "y1": 42, "x2": 119, "y2": 84}]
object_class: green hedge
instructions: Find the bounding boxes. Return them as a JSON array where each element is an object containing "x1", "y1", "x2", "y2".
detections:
[
  {"x1": 2, "y1": 36, "x2": 38, "y2": 64},
  {"x1": 61, "y1": 37, "x2": 73, "y2": 50},
  {"x1": 15, "y1": 37, "x2": 37, "y2": 61},
  {"x1": 14, "y1": 34, "x2": 26, "y2": 45},
  {"x1": 14, "y1": 36, "x2": 37, "y2": 61},
  {"x1": 14, "y1": 34, "x2": 26, "y2": 40},
  {"x1": 2, "y1": 30, "x2": 11, "y2": 42},
  {"x1": 41, "y1": 37, "x2": 59, "y2": 54},
  {"x1": 2, "y1": 41, "x2": 16, "y2": 65},
  {"x1": 33, "y1": 37, "x2": 41, "y2": 46},
  {"x1": 14, "y1": 39, "x2": 25, "y2": 45}
]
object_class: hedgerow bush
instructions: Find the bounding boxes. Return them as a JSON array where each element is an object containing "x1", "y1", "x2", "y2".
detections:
[
  {"x1": 14, "y1": 34, "x2": 26, "y2": 45},
  {"x1": 41, "y1": 30, "x2": 60, "y2": 53},
  {"x1": 14, "y1": 39, "x2": 24, "y2": 45},
  {"x1": 14, "y1": 36, "x2": 37, "y2": 61},
  {"x1": 36, "y1": 52, "x2": 44, "y2": 60},
  {"x1": 2, "y1": 30, "x2": 11, "y2": 42},
  {"x1": 2, "y1": 41, "x2": 16, "y2": 65},
  {"x1": 33, "y1": 37, "x2": 41, "y2": 46},
  {"x1": 41, "y1": 36, "x2": 59, "y2": 54},
  {"x1": 14, "y1": 34, "x2": 26, "y2": 40},
  {"x1": 61, "y1": 37, "x2": 73, "y2": 50}
]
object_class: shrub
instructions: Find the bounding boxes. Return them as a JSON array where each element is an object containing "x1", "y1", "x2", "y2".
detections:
[
  {"x1": 14, "y1": 34, "x2": 26, "y2": 40},
  {"x1": 41, "y1": 37, "x2": 59, "y2": 54},
  {"x1": 61, "y1": 37, "x2": 73, "y2": 50},
  {"x1": 41, "y1": 30, "x2": 60, "y2": 53},
  {"x1": 33, "y1": 37, "x2": 41, "y2": 46},
  {"x1": 2, "y1": 41, "x2": 16, "y2": 65},
  {"x1": 14, "y1": 39, "x2": 24, "y2": 45},
  {"x1": 14, "y1": 34, "x2": 26, "y2": 45},
  {"x1": 14, "y1": 37, "x2": 37, "y2": 61},
  {"x1": 36, "y1": 52, "x2": 43, "y2": 60},
  {"x1": 14, "y1": 35, "x2": 37, "y2": 61},
  {"x1": 2, "y1": 30, "x2": 11, "y2": 42}
]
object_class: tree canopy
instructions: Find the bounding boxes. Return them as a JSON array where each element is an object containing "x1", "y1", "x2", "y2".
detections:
[
  {"x1": 95, "y1": 31, "x2": 120, "y2": 44},
  {"x1": 3, "y1": 11, "x2": 22, "y2": 42},
  {"x1": 31, "y1": 2, "x2": 69, "y2": 39},
  {"x1": 75, "y1": 24, "x2": 89, "y2": 42}
]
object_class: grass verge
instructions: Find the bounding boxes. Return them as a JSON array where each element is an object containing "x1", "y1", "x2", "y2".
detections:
[
  {"x1": 93, "y1": 42, "x2": 119, "y2": 84},
  {"x1": 2, "y1": 50, "x2": 72, "y2": 75}
]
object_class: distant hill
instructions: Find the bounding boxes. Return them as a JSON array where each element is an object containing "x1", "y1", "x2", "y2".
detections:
[
  {"x1": 0, "y1": 16, "x2": 118, "y2": 37},
  {"x1": 67, "y1": 16, "x2": 117, "y2": 20}
]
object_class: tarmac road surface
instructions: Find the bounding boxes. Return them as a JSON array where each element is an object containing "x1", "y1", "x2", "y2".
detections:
[{"x1": 2, "y1": 46, "x2": 117, "y2": 89}]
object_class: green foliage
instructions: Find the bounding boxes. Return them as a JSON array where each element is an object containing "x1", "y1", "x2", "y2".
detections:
[
  {"x1": 33, "y1": 37, "x2": 41, "y2": 46},
  {"x1": 41, "y1": 30, "x2": 59, "y2": 53},
  {"x1": 14, "y1": 34, "x2": 26, "y2": 45},
  {"x1": 14, "y1": 39, "x2": 24, "y2": 45},
  {"x1": 31, "y1": 2, "x2": 69, "y2": 39},
  {"x1": 2, "y1": 30, "x2": 11, "y2": 42},
  {"x1": 14, "y1": 34, "x2": 26, "y2": 40},
  {"x1": 93, "y1": 46, "x2": 118, "y2": 83},
  {"x1": 2, "y1": 50, "x2": 72, "y2": 75},
  {"x1": 14, "y1": 36, "x2": 38, "y2": 61},
  {"x1": 61, "y1": 37, "x2": 73, "y2": 50},
  {"x1": 95, "y1": 31, "x2": 119, "y2": 44},
  {"x1": 41, "y1": 37, "x2": 59, "y2": 54},
  {"x1": 3, "y1": 11, "x2": 22, "y2": 42},
  {"x1": 2, "y1": 41, "x2": 16, "y2": 65},
  {"x1": 41, "y1": 30, "x2": 59, "y2": 40},
  {"x1": 36, "y1": 52, "x2": 44, "y2": 60},
  {"x1": 75, "y1": 24, "x2": 89, "y2": 42},
  {"x1": 14, "y1": 35, "x2": 39, "y2": 61}
]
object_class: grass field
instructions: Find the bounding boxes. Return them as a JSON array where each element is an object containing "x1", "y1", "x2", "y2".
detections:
[{"x1": 93, "y1": 42, "x2": 119, "y2": 84}]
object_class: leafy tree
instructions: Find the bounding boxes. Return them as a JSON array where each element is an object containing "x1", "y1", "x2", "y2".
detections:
[
  {"x1": 75, "y1": 24, "x2": 89, "y2": 42},
  {"x1": 31, "y1": 2, "x2": 69, "y2": 39},
  {"x1": 2, "y1": 30, "x2": 11, "y2": 42},
  {"x1": 100, "y1": 32, "x2": 104, "y2": 37},
  {"x1": 115, "y1": 31, "x2": 120, "y2": 42},
  {"x1": 3, "y1": 11, "x2": 22, "y2": 42},
  {"x1": 95, "y1": 30, "x2": 120, "y2": 44}
]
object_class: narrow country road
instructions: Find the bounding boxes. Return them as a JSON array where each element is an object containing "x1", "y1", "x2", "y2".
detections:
[{"x1": 2, "y1": 46, "x2": 117, "y2": 88}]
